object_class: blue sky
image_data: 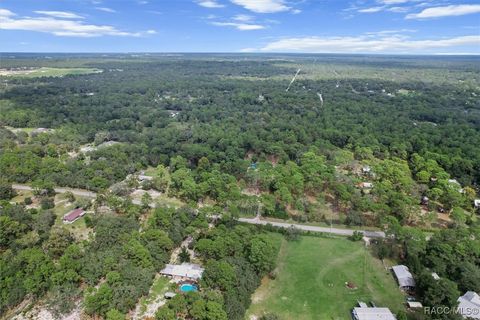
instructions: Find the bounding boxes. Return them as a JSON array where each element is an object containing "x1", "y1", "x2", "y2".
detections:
[{"x1": 0, "y1": 0, "x2": 479, "y2": 54}]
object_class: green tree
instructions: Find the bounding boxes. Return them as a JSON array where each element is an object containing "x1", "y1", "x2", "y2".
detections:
[
  {"x1": 84, "y1": 284, "x2": 113, "y2": 316},
  {"x1": 179, "y1": 246, "x2": 190, "y2": 263},
  {"x1": 248, "y1": 235, "x2": 276, "y2": 274},
  {"x1": 106, "y1": 308, "x2": 125, "y2": 320},
  {"x1": 0, "y1": 179, "x2": 14, "y2": 200}
]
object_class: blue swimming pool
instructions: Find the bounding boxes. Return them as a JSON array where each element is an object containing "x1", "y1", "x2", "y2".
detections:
[{"x1": 180, "y1": 284, "x2": 198, "y2": 292}]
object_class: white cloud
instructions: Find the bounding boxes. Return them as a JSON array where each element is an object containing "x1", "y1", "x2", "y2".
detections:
[
  {"x1": 354, "y1": 0, "x2": 426, "y2": 14},
  {"x1": 291, "y1": 9, "x2": 302, "y2": 14},
  {"x1": 95, "y1": 7, "x2": 116, "y2": 13},
  {"x1": 358, "y1": 6, "x2": 385, "y2": 13},
  {"x1": 388, "y1": 6, "x2": 409, "y2": 12},
  {"x1": 196, "y1": 0, "x2": 225, "y2": 8},
  {"x1": 232, "y1": 14, "x2": 253, "y2": 21},
  {"x1": 365, "y1": 28, "x2": 416, "y2": 35},
  {"x1": 0, "y1": 9, "x2": 15, "y2": 17},
  {"x1": 406, "y1": 4, "x2": 480, "y2": 19},
  {"x1": 0, "y1": 9, "x2": 154, "y2": 37},
  {"x1": 211, "y1": 21, "x2": 265, "y2": 30},
  {"x1": 230, "y1": 0, "x2": 290, "y2": 13},
  {"x1": 211, "y1": 13, "x2": 267, "y2": 30},
  {"x1": 34, "y1": 10, "x2": 84, "y2": 19},
  {"x1": 240, "y1": 47, "x2": 257, "y2": 52},
  {"x1": 378, "y1": 0, "x2": 411, "y2": 4},
  {"x1": 251, "y1": 34, "x2": 480, "y2": 54}
]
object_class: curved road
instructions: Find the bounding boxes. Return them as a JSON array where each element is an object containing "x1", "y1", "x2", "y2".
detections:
[{"x1": 238, "y1": 217, "x2": 386, "y2": 238}]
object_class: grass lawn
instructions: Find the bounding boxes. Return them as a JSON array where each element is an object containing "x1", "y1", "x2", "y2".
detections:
[
  {"x1": 11, "y1": 190, "x2": 33, "y2": 203},
  {"x1": 1, "y1": 67, "x2": 101, "y2": 78},
  {"x1": 247, "y1": 236, "x2": 406, "y2": 320},
  {"x1": 52, "y1": 195, "x2": 92, "y2": 240}
]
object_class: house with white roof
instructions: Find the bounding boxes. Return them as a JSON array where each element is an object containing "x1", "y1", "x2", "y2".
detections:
[
  {"x1": 474, "y1": 199, "x2": 480, "y2": 208},
  {"x1": 352, "y1": 305, "x2": 396, "y2": 320},
  {"x1": 392, "y1": 265, "x2": 415, "y2": 290},
  {"x1": 457, "y1": 291, "x2": 480, "y2": 319},
  {"x1": 160, "y1": 263, "x2": 204, "y2": 281}
]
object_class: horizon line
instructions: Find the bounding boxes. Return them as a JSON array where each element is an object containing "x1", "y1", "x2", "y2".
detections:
[{"x1": 1, "y1": 51, "x2": 479, "y2": 57}]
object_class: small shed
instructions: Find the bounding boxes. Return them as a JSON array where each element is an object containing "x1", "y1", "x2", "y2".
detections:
[
  {"x1": 407, "y1": 301, "x2": 423, "y2": 308},
  {"x1": 362, "y1": 166, "x2": 371, "y2": 174},
  {"x1": 474, "y1": 200, "x2": 480, "y2": 208},
  {"x1": 164, "y1": 292, "x2": 176, "y2": 299},
  {"x1": 421, "y1": 196, "x2": 429, "y2": 205}
]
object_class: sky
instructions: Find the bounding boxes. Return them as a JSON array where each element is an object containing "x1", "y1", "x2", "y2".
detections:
[{"x1": 0, "y1": 0, "x2": 479, "y2": 54}]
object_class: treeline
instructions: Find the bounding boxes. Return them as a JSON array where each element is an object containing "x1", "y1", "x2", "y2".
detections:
[{"x1": 0, "y1": 58, "x2": 479, "y2": 188}]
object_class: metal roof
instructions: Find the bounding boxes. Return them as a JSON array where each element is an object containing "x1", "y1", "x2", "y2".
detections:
[
  {"x1": 392, "y1": 265, "x2": 415, "y2": 288},
  {"x1": 160, "y1": 263, "x2": 204, "y2": 280},
  {"x1": 457, "y1": 291, "x2": 480, "y2": 319},
  {"x1": 352, "y1": 307, "x2": 396, "y2": 320},
  {"x1": 63, "y1": 208, "x2": 85, "y2": 222}
]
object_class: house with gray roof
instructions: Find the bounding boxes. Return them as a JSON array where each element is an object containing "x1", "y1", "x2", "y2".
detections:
[
  {"x1": 352, "y1": 305, "x2": 396, "y2": 320},
  {"x1": 392, "y1": 265, "x2": 415, "y2": 290},
  {"x1": 160, "y1": 263, "x2": 204, "y2": 281},
  {"x1": 457, "y1": 291, "x2": 480, "y2": 319}
]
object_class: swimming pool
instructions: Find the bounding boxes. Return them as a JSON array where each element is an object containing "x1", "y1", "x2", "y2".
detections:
[{"x1": 180, "y1": 283, "x2": 198, "y2": 292}]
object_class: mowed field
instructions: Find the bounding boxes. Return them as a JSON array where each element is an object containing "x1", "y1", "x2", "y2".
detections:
[
  {"x1": 247, "y1": 236, "x2": 405, "y2": 320},
  {"x1": 0, "y1": 67, "x2": 101, "y2": 78}
]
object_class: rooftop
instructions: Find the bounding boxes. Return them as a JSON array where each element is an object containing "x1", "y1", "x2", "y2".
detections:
[
  {"x1": 457, "y1": 291, "x2": 480, "y2": 319},
  {"x1": 407, "y1": 301, "x2": 423, "y2": 308},
  {"x1": 392, "y1": 265, "x2": 415, "y2": 288},
  {"x1": 63, "y1": 208, "x2": 85, "y2": 222},
  {"x1": 352, "y1": 307, "x2": 396, "y2": 320},
  {"x1": 160, "y1": 263, "x2": 204, "y2": 280}
]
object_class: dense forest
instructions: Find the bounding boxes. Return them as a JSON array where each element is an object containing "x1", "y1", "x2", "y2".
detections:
[{"x1": 0, "y1": 54, "x2": 479, "y2": 320}]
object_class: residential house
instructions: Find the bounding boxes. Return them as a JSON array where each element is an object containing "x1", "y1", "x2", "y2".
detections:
[
  {"x1": 352, "y1": 303, "x2": 396, "y2": 320},
  {"x1": 63, "y1": 208, "x2": 86, "y2": 224},
  {"x1": 392, "y1": 265, "x2": 415, "y2": 290},
  {"x1": 160, "y1": 263, "x2": 204, "y2": 281},
  {"x1": 457, "y1": 291, "x2": 480, "y2": 319}
]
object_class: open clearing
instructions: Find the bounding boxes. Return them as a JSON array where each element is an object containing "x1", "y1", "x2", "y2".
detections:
[
  {"x1": 247, "y1": 236, "x2": 405, "y2": 320},
  {"x1": 0, "y1": 67, "x2": 102, "y2": 78}
]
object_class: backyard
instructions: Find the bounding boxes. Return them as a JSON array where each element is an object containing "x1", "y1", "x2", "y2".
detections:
[{"x1": 247, "y1": 236, "x2": 406, "y2": 320}]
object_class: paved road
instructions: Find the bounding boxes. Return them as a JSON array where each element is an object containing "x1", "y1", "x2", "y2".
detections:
[
  {"x1": 12, "y1": 184, "x2": 97, "y2": 198},
  {"x1": 12, "y1": 184, "x2": 382, "y2": 237},
  {"x1": 238, "y1": 217, "x2": 386, "y2": 238}
]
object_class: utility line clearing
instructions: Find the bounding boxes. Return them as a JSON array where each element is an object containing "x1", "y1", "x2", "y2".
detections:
[{"x1": 286, "y1": 68, "x2": 301, "y2": 92}]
